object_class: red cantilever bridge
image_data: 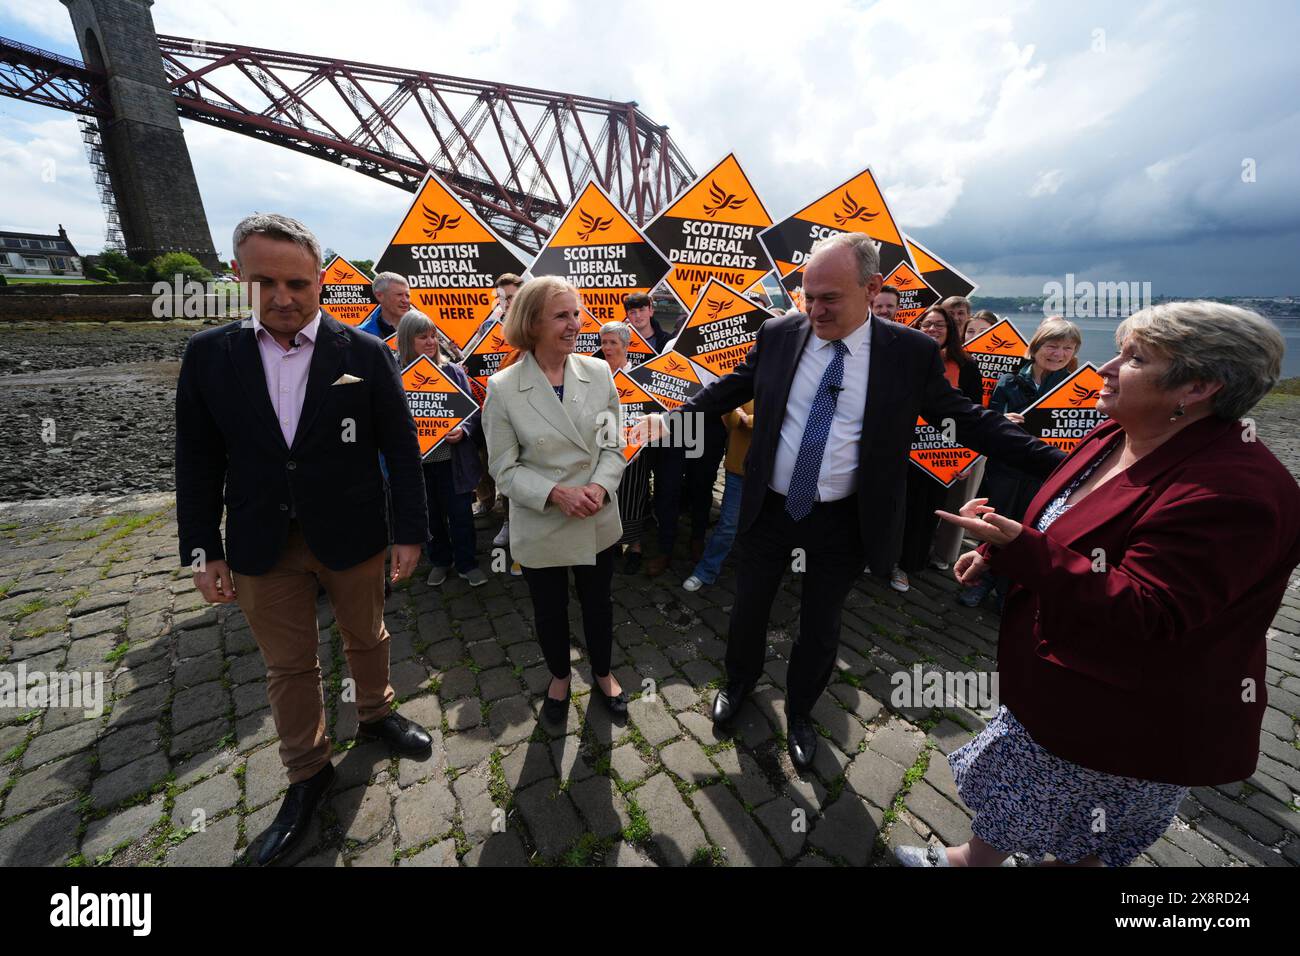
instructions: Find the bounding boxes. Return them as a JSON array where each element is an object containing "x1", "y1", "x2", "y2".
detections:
[{"x1": 0, "y1": 33, "x2": 696, "y2": 252}]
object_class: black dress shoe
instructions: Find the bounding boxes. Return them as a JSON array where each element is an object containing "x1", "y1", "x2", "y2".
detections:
[
  {"x1": 541, "y1": 691, "x2": 570, "y2": 723},
  {"x1": 711, "y1": 683, "x2": 752, "y2": 724},
  {"x1": 255, "y1": 761, "x2": 334, "y2": 866},
  {"x1": 358, "y1": 712, "x2": 433, "y2": 756},
  {"x1": 788, "y1": 713, "x2": 818, "y2": 770},
  {"x1": 590, "y1": 675, "x2": 628, "y2": 717}
]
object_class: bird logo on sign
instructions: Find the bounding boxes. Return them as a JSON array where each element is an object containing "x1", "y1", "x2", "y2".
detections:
[
  {"x1": 577, "y1": 209, "x2": 612, "y2": 242},
  {"x1": 487, "y1": 330, "x2": 506, "y2": 350},
  {"x1": 617, "y1": 386, "x2": 635, "y2": 399},
  {"x1": 409, "y1": 371, "x2": 437, "y2": 389},
  {"x1": 329, "y1": 265, "x2": 350, "y2": 282},
  {"x1": 988, "y1": 334, "x2": 1015, "y2": 351},
  {"x1": 702, "y1": 180, "x2": 747, "y2": 218},
  {"x1": 833, "y1": 191, "x2": 879, "y2": 226},
  {"x1": 663, "y1": 356, "x2": 687, "y2": 374},
  {"x1": 421, "y1": 205, "x2": 462, "y2": 239},
  {"x1": 704, "y1": 296, "x2": 730, "y2": 320},
  {"x1": 1068, "y1": 383, "x2": 1099, "y2": 406}
]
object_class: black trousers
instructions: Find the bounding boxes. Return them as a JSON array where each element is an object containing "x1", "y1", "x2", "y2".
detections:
[
  {"x1": 897, "y1": 466, "x2": 948, "y2": 572},
  {"x1": 521, "y1": 544, "x2": 617, "y2": 679},
  {"x1": 726, "y1": 489, "x2": 867, "y2": 716},
  {"x1": 652, "y1": 414, "x2": 727, "y2": 554}
]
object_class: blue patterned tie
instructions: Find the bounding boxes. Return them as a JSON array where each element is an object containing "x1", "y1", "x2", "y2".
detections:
[{"x1": 785, "y1": 339, "x2": 848, "y2": 521}]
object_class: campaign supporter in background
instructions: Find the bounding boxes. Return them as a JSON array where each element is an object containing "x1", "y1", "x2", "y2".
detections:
[
  {"x1": 964, "y1": 310, "x2": 997, "y2": 341},
  {"x1": 362, "y1": 272, "x2": 464, "y2": 361},
  {"x1": 475, "y1": 273, "x2": 524, "y2": 522},
  {"x1": 960, "y1": 317, "x2": 1082, "y2": 607},
  {"x1": 898, "y1": 301, "x2": 1300, "y2": 868},
  {"x1": 175, "y1": 213, "x2": 432, "y2": 867},
  {"x1": 396, "y1": 309, "x2": 486, "y2": 588},
  {"x1": 940, "y1": 295, "x2": 972, "y2": 338},
  {"x1": 872, "y1": 284, "x2": 900, "y2": 322},
  {"x1": 682, "y1": 400, "x2": 755, "y2": 592},
  {"x1": 639, "y1": 232, "x2": 1062, "y2": 770},
  {"x1": 600, "y1": 321, "x2": 654, "y2": 574},
  {"x1": 483, "y1": 277, "x2": 630, "y2": 720},
  {"x1": 893, "y1": 306, "x2": 984, "y2": 590},
  {"x1": 623, "y1": 290, "x2": 672, "y2": 353}
]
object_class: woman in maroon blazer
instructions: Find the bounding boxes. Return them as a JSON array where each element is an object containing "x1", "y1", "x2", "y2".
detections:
[{"x1": 895, "y1": 301, "x2": 1300, "y2": 867}]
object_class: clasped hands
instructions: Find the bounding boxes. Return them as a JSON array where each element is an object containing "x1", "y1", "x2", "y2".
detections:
[{"x1": 548, "y1": 482, "x2": 607, "y2": 518}]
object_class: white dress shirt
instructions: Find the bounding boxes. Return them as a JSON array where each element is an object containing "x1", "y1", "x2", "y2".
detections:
[
  {"x1": 252, "y1": 310, "x2": 321, "y2": 447},
  {"x1": 770, "y1": 318, "x2": 871, "y2": 502}
]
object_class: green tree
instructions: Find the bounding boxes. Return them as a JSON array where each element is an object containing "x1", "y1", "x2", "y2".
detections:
[
  {"x1": 99, "y1": 250, "x2": 144, "y2": 282},
  {"x1": 146, "y1": 252, "x2": 212, "y2": 284},
  {"x1": 352, "y1": 259, "x2": 375, "y2": 278}
]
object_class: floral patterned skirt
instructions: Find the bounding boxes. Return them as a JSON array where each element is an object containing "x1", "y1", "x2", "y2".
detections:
[{"x1": 949, "y1": 706, "x2": 1188, "y2": 866}]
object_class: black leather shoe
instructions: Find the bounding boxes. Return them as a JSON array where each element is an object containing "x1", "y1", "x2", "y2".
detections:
[
  {"x1": 711, "y1": 683, "x2": 752, "y2": 724},
  {"x1": 358, "y1": 711, "x2": 433, "y2": 756},
  {"x1": 541, "y1": 692, "x2": 570, "y2": 723},
  {"x1": 591, "y1": 675, "x2": 628, "y2": 717},
  {"x1": 255, "y1": 761, "x2": 334, "y2": 866},
  {"x1": 788, "y1": 713, "x2": 818, "y2": 770}
]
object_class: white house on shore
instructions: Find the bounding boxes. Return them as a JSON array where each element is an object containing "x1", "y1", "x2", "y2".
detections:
[{"x1": 0, "y1": 226, "x2": 84, "y2": 279}]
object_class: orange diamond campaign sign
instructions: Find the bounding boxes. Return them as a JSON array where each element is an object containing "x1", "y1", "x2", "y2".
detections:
[
  {"x1": 612, "y1": 369, "x2": 666, "y2": 464},
  {"x1": 401, "y1": 355, "x2": 480, "y2": 459},
  {"x1": 909, "y1": 416, "x2": 982, "y2": 488},
  {"x1": 964, "y1": 320, "x2": 1030, "y2": 406},
  {"x1": 1020, "y1": 365, "x2": 1106, "y2": 453},
  {"x1": 883, "y1": 262, "x2": 940, "y2": 327},
  {"x1": 643, "y1": 153, "x2": 774, "y2": 308},
  {"x1": 376, "y1": 170, "x2": 527, "y2": 351},
  {"x1": 461, "y1": 320, "x2": 515, "y2": 405},
  {"x1": 668, "y1": 278, "x2": 767, "y2": 382},
  {"x1": 904, "y1": 234, "x2": 978, "y2": 300},
  {"x1": 320, "y1": 255, "x2": 379, "y2": 326},
  {"x1": 530, "y1": 179, "x2": 675, "y2": 321},
  {"x1": 759, "y1": 166, "x2": 913, "y2": 289},
  {"x1": 627, "y1": 350, "x2": 705, "y2": 411}
]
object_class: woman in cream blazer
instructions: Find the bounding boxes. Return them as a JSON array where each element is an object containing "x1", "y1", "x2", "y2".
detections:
[{"x1": 483, "y1": 277, "x2": 629, "y2": 720}]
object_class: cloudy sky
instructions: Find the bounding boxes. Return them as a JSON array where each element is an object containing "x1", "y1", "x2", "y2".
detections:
[{"x1": 2, "y1": 0, "x2": 1297, "y2": 295}]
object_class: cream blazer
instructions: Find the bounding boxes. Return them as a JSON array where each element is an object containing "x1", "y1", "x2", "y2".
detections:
[{"x1": 483, "y1": 351, "x2": 626, "y2": 568}]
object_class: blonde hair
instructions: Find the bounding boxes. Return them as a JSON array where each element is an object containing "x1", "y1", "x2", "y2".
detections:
[
  {"x1": 503, "y1": 276, "x2": 579, "y2": 351},
  {"x1": 1027, "y1": 316, "x2": 1082, "y2": 374},
  {"x1": 1116, "y1": 301, "x2": 1283, "y2": 420}
]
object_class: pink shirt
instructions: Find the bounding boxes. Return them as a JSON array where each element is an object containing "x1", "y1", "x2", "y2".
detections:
[{"x1": 252, "y1": 311, "x2": 321, "y2": 446}]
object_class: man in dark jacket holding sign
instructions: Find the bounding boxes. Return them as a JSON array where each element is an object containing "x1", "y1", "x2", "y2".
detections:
[
  {"x1": 639, "y1": 233, "x2": 1064, "y2": 770},
  {"x1": 175, "y1": 213, "x2": 432, "y2": 866}
]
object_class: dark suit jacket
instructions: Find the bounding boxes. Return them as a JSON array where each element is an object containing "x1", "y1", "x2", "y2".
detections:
[
  {"x1": 673, "y1": 313, "x2": 1065, "y2": 574},
  {"x1": 175, "y1": 312, "x2": 428, "y2": 575},
  {"x1": 987, "y1": 416, "x2": 1300, "y2": 785}
]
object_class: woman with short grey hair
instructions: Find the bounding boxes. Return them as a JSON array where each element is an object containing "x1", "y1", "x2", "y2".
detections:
[
  {"x1": 396, "y1": 309, "x2": 486, "y2": 587},
  {"x1": 897, "y1": 301, "x2": 1300, "y2": 868}
]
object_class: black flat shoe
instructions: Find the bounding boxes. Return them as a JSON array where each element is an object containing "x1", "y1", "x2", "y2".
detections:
[
  {"x1": 358, "y1": 712, "x2": 433, "y2": 756},
  {"x1": 788, "y1": 713, "x2": 818, "y2": 770},
  {"x1": 254, "y1": 761, "x2": 335, "y2": 866},
  {"x1": 590, "y1": 675, "x2": 628, "y2": 716},
  {"x1": 711, "y1": 682, "x2": 752, "y2": 724},
  {"x1": 541, "y1": 677, "x2": 571, "y2": 723}
]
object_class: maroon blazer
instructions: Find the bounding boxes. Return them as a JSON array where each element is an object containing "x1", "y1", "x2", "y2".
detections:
[{"x1": 986, "y1": 415, "x2": 1300, "y2": 786}]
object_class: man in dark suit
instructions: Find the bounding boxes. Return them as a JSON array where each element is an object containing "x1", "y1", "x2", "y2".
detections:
[
  {"x1": 175, "y1": 213, "x2": 433, "y2": 865},
  {"x1": 643, "y1": 232, "x2": 1064, "y2": 769}
]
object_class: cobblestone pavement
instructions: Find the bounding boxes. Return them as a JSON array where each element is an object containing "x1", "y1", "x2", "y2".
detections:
[{"x1": 1, "y1": 395, "x2": 1298, "y2": 868}]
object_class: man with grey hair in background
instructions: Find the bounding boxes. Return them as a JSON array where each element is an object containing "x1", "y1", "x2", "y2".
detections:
[
  {"x1": 640, "y1": 231, "x2": 1065, "y2": 770},
  {"x1": 361, "y1": 271, "x2": 463, "y2": 360},
  {"x1": 175, "y1": 213, "x2": 434, "y2": 866}
]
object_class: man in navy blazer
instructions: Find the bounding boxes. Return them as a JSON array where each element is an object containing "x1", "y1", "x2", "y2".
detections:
[
  {"x1": 646, "y1": 232, "x2": 1064, "y2": 769},
  {"x1": 175, "y1": 213, "x2": 432, "y2": 865}
]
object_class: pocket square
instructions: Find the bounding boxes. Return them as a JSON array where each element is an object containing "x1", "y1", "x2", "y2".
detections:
[{"x1": 332, "y1": 374, "x2": 363, "y2": 385}]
